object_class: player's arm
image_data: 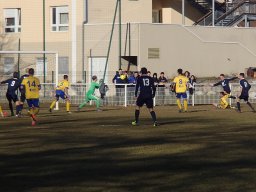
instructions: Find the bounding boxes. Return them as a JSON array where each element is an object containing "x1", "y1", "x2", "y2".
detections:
[
  {"x1": 151, "y1": 78, "x2": 156, "y2": 98},
  {"x1": 95, "y1": 82, "x2": 100, "y2": 89},
  {"x1": 134, "y1": 79, "x2": 140, "y2": 97},
  {"x1": 227, "y1": 77, "x2": 238, "y2": 82},
  {"x1": 212, "y1": 81, "x2": 221, "y2": 87},
  {"x1": 0, "y1": 79, "x2": 9, "y2": 85}
]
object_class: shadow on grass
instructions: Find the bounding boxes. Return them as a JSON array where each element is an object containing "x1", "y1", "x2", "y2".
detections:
[{"x1": 1, "y1": 115, "x2": 256, "y2": 191}]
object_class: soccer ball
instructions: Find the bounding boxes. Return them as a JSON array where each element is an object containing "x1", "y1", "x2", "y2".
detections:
[{"x1": 120, "y1": 74, "x2": 126, "y2": 80}]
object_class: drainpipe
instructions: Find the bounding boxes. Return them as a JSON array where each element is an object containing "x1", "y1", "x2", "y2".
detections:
[
  {"x1": 72, "y1": 0, "x2": 77, "y2": 83},
  {"x1": 82, "y1": 0, "x2": 88, "y2": 82}
]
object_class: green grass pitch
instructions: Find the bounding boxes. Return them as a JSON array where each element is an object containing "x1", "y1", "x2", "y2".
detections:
[{"x1": 1, "y1": 104, "x2": 256, "y2": 192}]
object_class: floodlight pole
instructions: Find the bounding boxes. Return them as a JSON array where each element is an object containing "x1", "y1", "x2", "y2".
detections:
[
  {"x1": 212, "y1": 0, "x2": 215, "y2": 26},
  {"x1": 43, "y1": 0, "x2": 46, "y2": 96},
  {"x1": 182, "y1": 0, "x2": 185, "y2": 25},
  {"x1": 119, "y1": 0, "x2": 122, "y2": 69}
]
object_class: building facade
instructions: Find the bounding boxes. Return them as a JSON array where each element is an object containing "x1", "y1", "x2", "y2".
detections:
[{"x1": 1, "y1": 0, "x2": 256, "y2": 84}]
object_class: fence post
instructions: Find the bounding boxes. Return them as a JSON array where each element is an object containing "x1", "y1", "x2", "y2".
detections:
[
  {"x1": 192, "y1": 91, "x2": 195, "y2": 106},
  {"x1": 124, "y1": 84, "x2": 127, "y2": 107},
  {"x1": 229, "y1": 83, "x2": 232, "y2": 106}
]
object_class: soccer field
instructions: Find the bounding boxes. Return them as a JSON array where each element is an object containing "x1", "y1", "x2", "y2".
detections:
[{"x1": 1, "y1": 105, "x2": 256, "y2": 192}]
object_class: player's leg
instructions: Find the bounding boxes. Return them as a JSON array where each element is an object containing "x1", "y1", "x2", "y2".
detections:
[
  {"x1": 176, "y1": 94, "x2": 182, "y2": 112},
  {"x1": 65, "y1": 98, "x2": 71, "y2": 113},
  {"x1": 0, "y1": 105, "x2": 3, "y2": 117},
  {"x1": 146, "y1": 98, "x2": 158, "y2": 126},
  {"x1": 182, "y1": 93, "x2": 188, "y2": 112},
  {"x1": 30, "y1": 99, "x2": 40, "y2": 126},
  {"x1": 6, "y1": 93, "x2": 14, "y2": 116},
  {"x1": 220, "y1": 94, "x2": 229, "y2": 109},
  {"x1": 236, "y1": 96, "x2": 241, "y2": 112},
  {"x1": 49, "y1": 90, "x2": 61, "y2": 112},
  {"x1": 244, "y1": 96, "x2": 255, "y2": 112},
  {"x1": 89, "y1": 95, "x2": 101, "y2": 111},
  {"x1": 19, "y1": 92, "x2": 26, "y2": 114},
  {"x1": 13, "y1": 95, "x2": 21, "y2": 116},
  {"x1": 132, "y1": 97, "x2": 143, "y2": 125},
  {"x1": 78, "y1": 95, "x2": 90, "y2": 110}
]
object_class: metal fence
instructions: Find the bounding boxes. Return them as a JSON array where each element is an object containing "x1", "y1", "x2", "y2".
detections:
[{"x1": 1, "y1": 83, "x2": 256, "y2": 107}]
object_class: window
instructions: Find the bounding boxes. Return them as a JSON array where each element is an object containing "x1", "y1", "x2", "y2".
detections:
[
  {"x1": 152, "y1": 10, "x2": 162, "y2": 23},
  {"x1": 51, "y1": 6, "x2": 69, "y2": 31},
  {"x1": 59, "y1": 57, "x2": 69, "y2": 74},
  {"x1": 4, "y1": 57, "x2": 15, "y2": 74},
  {"x1": 4, "y1": 9, "x2": 21, "y2": 33},
  {"x1": 36, "y1": 58, "x2": 48, "y2": 76},
  {"x1": 148, "y1": 48, "x2": 160, "y2": 59}
]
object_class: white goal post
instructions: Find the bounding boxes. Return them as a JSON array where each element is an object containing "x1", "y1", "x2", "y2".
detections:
[{"x1": 0, "y1": 50, "x2": 60, "y2": 109}]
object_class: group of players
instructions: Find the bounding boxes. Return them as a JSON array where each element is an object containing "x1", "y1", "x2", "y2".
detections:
[{"x1": 0, "y1": 67, "x2": 255, "y2": 126}]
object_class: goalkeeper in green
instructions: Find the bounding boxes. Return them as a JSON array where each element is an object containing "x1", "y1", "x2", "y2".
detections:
[{"x1": 78, "y1": 75, "x2": 102, "y2": 111}]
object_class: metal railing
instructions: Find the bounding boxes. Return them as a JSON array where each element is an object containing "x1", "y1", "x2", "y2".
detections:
[{"x1": 1, "y1": 83, "x2": 256, "y2": 108}]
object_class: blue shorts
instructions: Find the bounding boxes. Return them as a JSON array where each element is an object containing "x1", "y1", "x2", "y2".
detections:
[
  {"x1": 27, "y1": 99, "x2": 40, "y2": 108},
  {"x1": 56, "y1": 90, "x2": 67, "y2": 100},
  {"x1": 176, "y1": 93, "x2": 187, "y2": 99}
]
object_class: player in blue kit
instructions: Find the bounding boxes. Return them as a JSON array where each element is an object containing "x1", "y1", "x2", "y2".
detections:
[
  {"x1": 235, "y1": 73, "x2": 255, "y2": 113},
  {"x1": 1, "y1": 72, "x2": 21, "y2": 116},
  {"x1": 132, "y1": 67, "x2": 158, "y2": 126},
  {"x1": 19, "y1": 68, "x2": 30, "y2": 114},
  {"x1": 212, "y1": 74, "x2": 237, "y2": 109}
]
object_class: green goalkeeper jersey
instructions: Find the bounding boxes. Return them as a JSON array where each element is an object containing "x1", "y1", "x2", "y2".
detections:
[{"x1": 86, "y1": 82, "x2": 100, "y2": 96}]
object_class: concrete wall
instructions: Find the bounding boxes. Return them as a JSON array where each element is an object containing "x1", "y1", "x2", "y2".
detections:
[
  {"x1": 84, "y1": 23, "x2": 256, "y2": 80},
  {"x1": 87, "y1": 0, "x2": 152, "y2": 24}
]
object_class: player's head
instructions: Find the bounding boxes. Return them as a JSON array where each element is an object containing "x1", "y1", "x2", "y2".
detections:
[
  {"x1": 220, "y1": 91, "x2": 225, "y2": 97},
  {"x1": 160, "y1": 72, "x2": 165, "y2": 77},
  {"x1": 177, "y1": 68, "x2": 183, "y2": 75},
  {"x1": 28, "y1": 68, "x2": 35, "y2": 76},
  {"x1": 13, "y1": 72, "x2": 19, "y2": 79},
  {"x1": 64, "y1": 75, "x2": 68, "y2": 80},
  {"x1": 134, "y1": 71, "x2": 138, "y2": 77},
  {"x1": 239, "y1": 73, "x2": 245, "y2": 79},
  {"x1": 147, "y1": 71, "x2": 151, "y2": 76},
  {"x1": 184, "y1": 71, "x2": 190, "y2": 77},
  {"x1": 92, "y1": 75, "x2": 97, "y2": 81},
  {"x1": 219, "y1": 74, "x2": 225, "y2": 80},
  {"x1": 153, "y1": 73, "x2": 157, "y2": 78},
  {"x1": 140, "y1": 67, "x2": 148, "y2": 75},
  {"x1": 119, "y1": 68, "x2": 123, "y2": 74}
]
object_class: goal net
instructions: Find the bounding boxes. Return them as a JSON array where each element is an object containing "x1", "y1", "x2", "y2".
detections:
[
  {"x1": 0, "y1": 51, "x2": 59, "y2": 83},
  {"x1": 0, "y1": 51, "x2": 60, "y2": 108}
]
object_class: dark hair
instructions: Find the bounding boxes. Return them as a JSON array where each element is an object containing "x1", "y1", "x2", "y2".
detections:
[
  {"x1": 141, "y1": 67, "x2": 148, "y2": 75},
  {"x1": 160, "y1": 72, "x2": 164, "y2": 75},
  {"x1": 13, "y1": 72, "x2": 19, "y2": 78},
  {"x1": 220, "y1": 74, "x2": 225, "y2": 77},
  {"x1": 239, "y1": 73, "x2": 245, "y2": 77},
  {"x1": 184, "y1": 71, "x2": 190, "y2": 77},
  {"x1": 64, "y1": 75, "x2": 68, "y2": 79},
  {"x1": 28, "y1": 68, "x2": 34, "y2": 75},
  {"x1": 119, "y1": 68, "x2": 122, "y2": 71},
  {"x1": 92, "y1": 75, "x2": 97, "y2": 80},
  {"x1": 147, "y1": 71, "x2": 151, "y2": 74},
  {"x1": 191, "y1": 75, "x2": 196, "y2": 80},
  {"x1": 177, "y1": 68, "x2": 183, "y2": 75},
  {"x1": 153, "y1": 73, "x2": 157, "y2": 78}
]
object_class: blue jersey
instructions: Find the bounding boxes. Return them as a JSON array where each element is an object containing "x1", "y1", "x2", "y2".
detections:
[
  {"x1": 1, "y1": 78, "x2": 21, "y2": 94},
  {"x1": 135, "y1": 75, "x2": 156, "y2": 97},
  {"x1": 240, "y1": 79, "x2": 251, "y2": 95},
  {"x1": 213, "y1": 77, "x2": 237, "y2": 94}
]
